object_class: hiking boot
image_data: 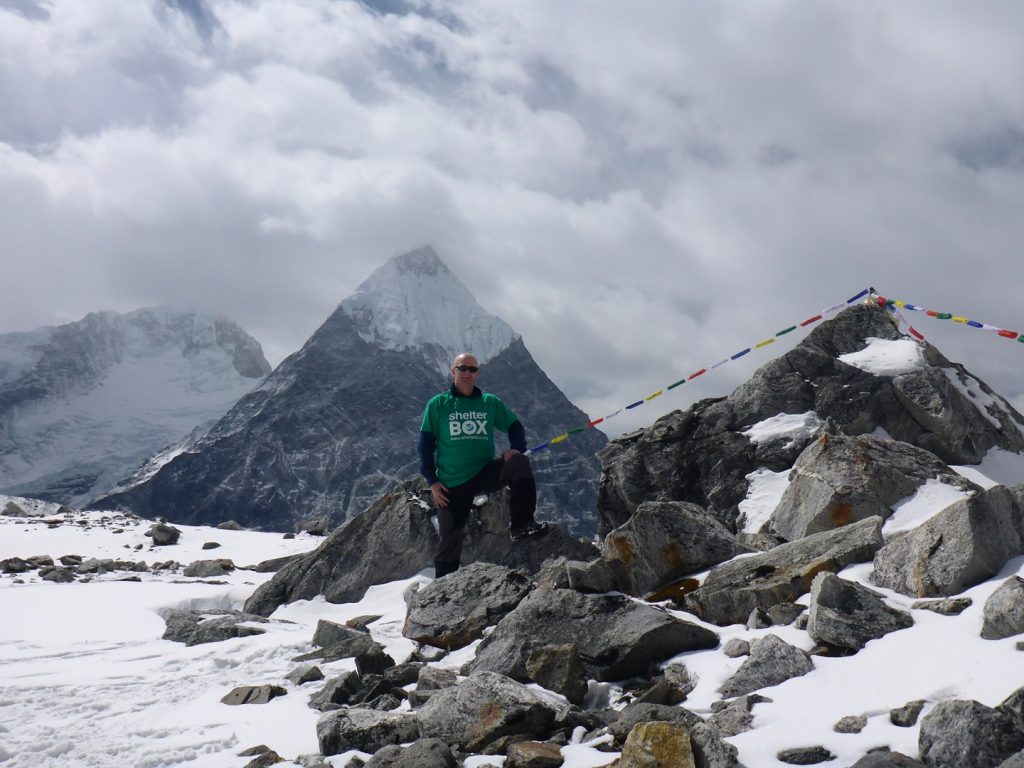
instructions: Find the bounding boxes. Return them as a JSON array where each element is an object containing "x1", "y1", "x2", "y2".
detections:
[{"x1": 510, "y1": 522, "x2": 549, "y2": 541}]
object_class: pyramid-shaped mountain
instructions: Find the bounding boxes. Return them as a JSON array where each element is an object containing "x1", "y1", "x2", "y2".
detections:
[{"x1": 95, "y1": 247, "x2": 606, "y2": 535}]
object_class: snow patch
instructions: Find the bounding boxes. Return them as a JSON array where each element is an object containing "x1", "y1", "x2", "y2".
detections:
[
  {"x1": 952, "y1": 447, "x2": 1024, "y2": 489},
  {"x1": 882, "y1": 479, "x2": 974, "y2": 536},
  {"x1": 739, "y1": 468, "x2": 791, "y2": 534},
  {"x1": 838, "y1": 337, "x2": 926, "y2": 376},
  {"x1": 742, "y1": 411, "x2": 824, "y2": 446}
]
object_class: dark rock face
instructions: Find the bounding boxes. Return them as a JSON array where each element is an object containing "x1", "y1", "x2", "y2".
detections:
[
  {"x1": 416, "y1": 671, "x2": 556, "y2": 752},
  {"x1": 918, "y1": 699, "x2": 1024, "y2": 768},
  {"x1": 683, "y1": 516, "x2": 885, "y2": 627},
  {"x1": 768, "y1": 433, "x2": 978, "y2": 541},
  {"x1": 872, "y1": 485, "x2": 1024, "y2": 598},
  {"x1": 244, "y1": 477, "x2": 596, "y2": 616},
  {"x1": 596, "y1": 303, "x2": 1024, "y2": 535},
  {"x1": 95, "y1": 252, "x2": 606, "y2": 537},
  {"x1": 718, "y1": 634, "x2": 814, "y2": 699},
  {"x1": 806, "y1": 572, "x2": 913, "y2": 651},
  {"x1": 470, "y1": 587, "x2": 718, "y2": 682},
  {"x1": 602, "y1": 501, "x2": 750, "y2": 596}
]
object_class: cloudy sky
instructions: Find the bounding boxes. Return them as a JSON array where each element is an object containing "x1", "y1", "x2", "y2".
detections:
[{"x1": 3, "y1": 0, "x2": 1024, "y2": 437}]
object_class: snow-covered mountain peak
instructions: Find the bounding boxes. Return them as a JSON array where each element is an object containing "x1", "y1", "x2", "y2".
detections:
[{"x1": 340, "y1": 246, "x2": 518, "y2": 375}]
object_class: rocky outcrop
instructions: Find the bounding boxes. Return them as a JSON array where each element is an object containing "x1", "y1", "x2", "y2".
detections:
[
  {"x1": 918, "y1": 698, "x2": 1024, "y2": 768},
  {"x1": 316, "y1": 709, "x2": 419, "y2": 756},
  {"x1": 872, "y1": 485, "x2": 1024, "y2": 597},
  {"x1": 849, "y1": 754, "x2": 925, "y2": 768},
  {"x1": 616, "y1": 722, "x2": 695, "y2": 768},
  {"x1": 596, "y1": 303, "x2": 1024, "y2": 535},
  {"x1": 244, "y1": 478, "x2": 596, "y2": 616},
  {"x1": 806, "y1": 572, "x2": 913, "y2": 651},
  {"x1": 470, "y1": 587, "x2": 718, "y2": 682},
  {"x1": 718, "y1": 634, "x2": 814, "y2": 699},
  {"x1": 364, "y1": 738, "x2": 458, "y2": 768},
  {"x1": 982, "y1": 577, "x2": 1024, "y2": 640},
  {"x1": 767, "y1": 433, "x2": 977, "y2": 541},
  {"x1": 416, "y1": 671, "x2": 557, "y2": 752},
  {"x1": 161, "y1": 609, "x2": 273, "y2": 646},
  {"x1": 402, "y1": 562, "x2": 532, "y2": 650},
  {"x1": 603, "y1": 501, "x2": 750, "y2": 596},
  {"x1": 683, "y1": 516, "x2": 885, "y2": 626}
]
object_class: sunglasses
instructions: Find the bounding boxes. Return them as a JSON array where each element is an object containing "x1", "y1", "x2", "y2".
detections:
[{"x1": 453, "y1": 365, "x2": 479, "y2": 373}]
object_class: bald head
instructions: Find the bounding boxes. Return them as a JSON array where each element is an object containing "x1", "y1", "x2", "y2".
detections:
[{"x1": 451, "y1": 352, "x2": 480, "y2": 395}]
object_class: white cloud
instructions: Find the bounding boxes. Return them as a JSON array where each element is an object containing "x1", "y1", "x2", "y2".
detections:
[{"x1": 2, "y1": 0, "x2": 1024, "y2": 436}]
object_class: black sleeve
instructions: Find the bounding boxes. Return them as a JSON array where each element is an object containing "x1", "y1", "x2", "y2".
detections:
[
  {"x1": 507, "y1": 420, "x2": 527, "y2": 453},
  {"x1": 418, "y1": 430, "x2": 438, "y2": 485}
]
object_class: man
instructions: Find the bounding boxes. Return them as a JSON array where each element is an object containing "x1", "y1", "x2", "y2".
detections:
[{"x1": 419, "y1": 352, "x2": 548, "y2": 578}]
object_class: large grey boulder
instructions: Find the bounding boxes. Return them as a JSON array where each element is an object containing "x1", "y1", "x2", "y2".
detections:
[
  {"x1": 316, "y1": 708, "x2": 419, "y2": 756},
  {"x1": 470, "y1": 587, "x2": 718, "y2": 682},
  {"x1": 595, "y1": 303, "x2": 1024, "y2": 536},
  {"x1": 918, "y1": 699, "x2": 1024, "y2": 768},
  {"x1": 872, "y1": 485, "x2": 1024, "y2": 598},
  {"x1": 603, "y1": 501, "x2": 751, "y2": 596},
  {"x1": 768, "y1": 433, "x2": 977, "y2": 541},
  {"x1": 416, "y1": 671, "x2": 557, "y2": 752},
  {"x1": 806, "y1": 572, "x2": 913, "y2": 651},
  {"x1": 161, "y1": 609, "x2": 272, "y2": 646},
  {"x1": 684, "y1": 516, "x2": 885, "y2": 626},
  {"x1": 244, "y1": 478, "x2": 596, "y2": 616},
  {"x1": 983, "y1": 577, "x2": 1024, "y2": 640},
  {"x1": 718, "y1": 634, "x2": 814, "y2": 699},
  {"x1": 147, "y1": 522, "x2": 181, "y2": 546},
  {"x1": 402, "y1": 562, "x2": 532, "y2": 650}
]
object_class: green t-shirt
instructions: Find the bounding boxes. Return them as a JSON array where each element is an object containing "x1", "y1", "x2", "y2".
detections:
[{"x1": 420, "y1": 389, "x2": 519, "y2": 487}]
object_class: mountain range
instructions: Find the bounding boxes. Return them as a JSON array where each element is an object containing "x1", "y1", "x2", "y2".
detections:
[{"x1": 0, "y1": 308, "x2": 270, "y2": 505}]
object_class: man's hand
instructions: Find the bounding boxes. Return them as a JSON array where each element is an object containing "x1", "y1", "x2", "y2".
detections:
[
  {"x1": 503, "y1": 449, "x2": 521, "y2": 461},
  {"x1": 430, "y1": 481, "x2": 450, "y2": 508}
]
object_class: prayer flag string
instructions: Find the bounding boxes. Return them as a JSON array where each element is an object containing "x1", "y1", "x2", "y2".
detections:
[
  {"x1": 873, "y1": 295, "x2": 1022, "y2": 344},
  {"x1": 525, "y1": 288, "x2": 873, "y2": 456}
]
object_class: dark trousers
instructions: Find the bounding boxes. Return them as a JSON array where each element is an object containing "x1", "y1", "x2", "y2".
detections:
[{"x1": 434, "y1": 453, "x2": 536, "y2": 578}]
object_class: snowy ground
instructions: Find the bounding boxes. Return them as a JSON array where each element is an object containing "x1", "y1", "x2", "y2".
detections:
[{"x1": 3, "y1": 439, "x2": 1024, "y2": 768}]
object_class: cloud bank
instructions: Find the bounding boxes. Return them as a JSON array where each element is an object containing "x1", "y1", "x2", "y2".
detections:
[{"x1": 2, "y1": 0, "x2": 1024, "y2": 435}]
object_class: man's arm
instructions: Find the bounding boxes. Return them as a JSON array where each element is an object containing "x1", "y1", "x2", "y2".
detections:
[
  {"x1": 418, "y1": 430, "x2": 438, "y2": 485},
  {"x1": 507, "y1": 420, "x2": 527, "y2": 453}
]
